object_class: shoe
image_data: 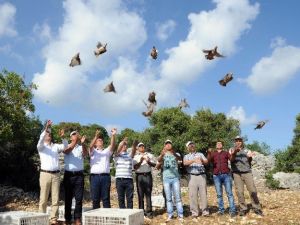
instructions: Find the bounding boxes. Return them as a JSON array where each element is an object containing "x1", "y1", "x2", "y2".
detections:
[
  {"x1": 239, "y1": 210, "x2": 247, "y2": 216},
  {"x1": 230, "y1": 212, "x2": 237, "y2": 217},
  {"x1": 217, "y1": 211, "x2": 224, "y2": 216},
  {"x1": 166, "y1": 216, "x2": 172, "y2": 223},
  {"x1": 253, "y1": 209, "x2": 263, "y2": 216},
  {"x1": 202, "y1": 211, "x2": 210, "y2": 217}
]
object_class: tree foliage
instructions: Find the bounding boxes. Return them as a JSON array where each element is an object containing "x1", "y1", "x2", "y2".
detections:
[
  {"x1": 0, "y1": 70, "x2": 42, "y2": 191},
  {"x1": 246, "y1": 141, "x2": 271, "y2": 156}
]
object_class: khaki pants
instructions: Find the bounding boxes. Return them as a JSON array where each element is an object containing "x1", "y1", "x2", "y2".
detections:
[
  {"x1": 233, "y1": 172, "x2": 261, "y2": 211},
  {"x1": 38, "y1": 171, "x2": 60, "y2": 222},
  {"x1": 188, "y1": 174, "x2": 208, "y2": 216}
]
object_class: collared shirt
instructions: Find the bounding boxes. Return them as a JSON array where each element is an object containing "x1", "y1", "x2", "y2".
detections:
[
  {"x1": 64, "y1": 144, "x2": 84, "y2": 172},
  {"x1": 114, "y1": 152, "x2": 133, "y2": 178},
  {"x1": 37, "y1": 131, "x2": 68, "y2": 171},
  {"x1": 210, "y1": 150, "x2": 230, "y2": 175},
  {"x1": 163, "y1": 152, "x2": 180, "y2": 179},
  {"x1": 133, "y1": 151, "x2": 156, "y2": 173},
  {"x1": 90, "y1": 147, "x2": 111, "y2": 174},
  {"x1": 183, "y1": 152, "x2": 206, "y2": 174}
]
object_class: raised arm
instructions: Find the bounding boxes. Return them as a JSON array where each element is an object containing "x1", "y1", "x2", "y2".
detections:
[
  {"x1": 81, "y1": 135, "x2": 88, "y2": 157},
  {"x1": 157, "y1": 148, "x2": 167, "y2": 163},
  {"x1": 130, "y1": 140, "x2": 139, "y2": 158},
  {"x1": 116, "y1": 137, "x2": 127, "y2": 156},
  {"x1": 89, "y1": 129, "x2": 100, "y2": 155},
  {"x1": 63, "y1": 139, "x2": 77, "y2": 154},
  {"x1": 37, "y1": 120, "x2": 52, "y2": 151},
  {"x1": 56, "y1": 129, "x2": 68, "y2": 152},
  {"x1": 109, "y1": 128, "x2": 117, "y2": 153}
]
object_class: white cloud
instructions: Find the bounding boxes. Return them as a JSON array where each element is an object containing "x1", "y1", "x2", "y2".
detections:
[
  {"x1": 227, "y1": 106, "x2": 257, "y2": 126},
  {"x1": 245, "y1": 40, "x2": 300, "y2": 94},
  {"x1": 156, "y1": 19, "x2": 176, "y2": 41},
  {"x1": 270, "y1": 36, "x2": 286, "y2": 49},
  {"x1": 33, "y1": 22, "x2": 52, "y2": 41},
  {"x1": 33, "y1": 0, "x2": 259, "y2": 116},
  {"x1": 0, "y1": 44, "x2": 23, "y2": 62},
  {"x1": 0, "y1": 2, "x2": 17, "y2": 37},
  {"x1": 160, "y1": 0, "x2": 259, "y2": 83}
]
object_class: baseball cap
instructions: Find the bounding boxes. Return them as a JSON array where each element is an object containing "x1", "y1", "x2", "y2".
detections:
[
  {"x1": 70, "y1": 131, "x2": 78, "y2": 137},
  {"x1": 186, "y1": 141, "x2": 194, "y2": 147},
  {"x1": 137, "y1": 142, "x2": 145, "y2": 147},
  {"x1": 164, "y1": 139, "x2": 172, "y2": 145},
  {"x1": 234, "y1": 135, "x2": 243, "y2": 140}
]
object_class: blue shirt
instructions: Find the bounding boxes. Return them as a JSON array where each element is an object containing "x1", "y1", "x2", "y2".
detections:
[
  {"x1": 64, "y1": 144, "x2": 84, "y2": 171},
  {"x1": 184, "y1": 152, "x2": 206, "y2": 174}
]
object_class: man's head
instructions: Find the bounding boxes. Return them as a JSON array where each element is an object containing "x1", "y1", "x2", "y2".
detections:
[
  {"x1": 95, "y1": 138, "x2": 103, "y2": 148},
  {"x1": 164, "y1": 139, "x2": 172, "y2": 150},
  {"x1": 216, "y1": 140, "x2": 223, "y2": 150},
  {"x1": 137, "y1": 142, "x2": 145, "y2": 153},
  {"x1": 70, "y1": 131, "x2": 79, "y2": 142},
  {"x1": 234, "y1": 136, "x2": 244, "y2": 148},
  {"x1": 186, "y1": 141, "x2": 195, "y2": 152}
]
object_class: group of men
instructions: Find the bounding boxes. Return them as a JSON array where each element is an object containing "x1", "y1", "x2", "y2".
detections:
[{"x1": 37, "y1": 120, "x2": 263, "y2": 225}]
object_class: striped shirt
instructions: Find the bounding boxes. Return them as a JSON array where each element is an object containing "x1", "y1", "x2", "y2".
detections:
[
  {"x1": 183, "y1": 152, "x2": 206, "y2": 174},
  {"x1": 114, "y1": 152, "x2": 133, "y2": 178}
]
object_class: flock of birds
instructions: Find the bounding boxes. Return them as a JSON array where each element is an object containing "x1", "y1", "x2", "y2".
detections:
[{"x1": 67, "y1": 43, "x2": 268, "y2": 130}]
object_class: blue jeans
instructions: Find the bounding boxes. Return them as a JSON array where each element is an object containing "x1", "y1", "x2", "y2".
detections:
[
  {"x1": 213, "y1": 173, "x2": 236, "y2": 214},
  {"x1": 90, "y1": 174, "x2": 111, "y2": 209},
  {"x1": 163, "y1": 177, "x2": 183, "y2": 218}
]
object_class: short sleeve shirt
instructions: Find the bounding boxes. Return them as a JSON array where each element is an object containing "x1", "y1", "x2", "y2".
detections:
[{"x1": 184, "y1": 152, "x2": 206, "y2": 174}]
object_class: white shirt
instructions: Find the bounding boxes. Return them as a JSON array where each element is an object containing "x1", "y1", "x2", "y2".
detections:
[
  {"x1": 133, "y1": 151, "x2": 156, "y2": 173},
  {"x1": 90, "y1": 147, "x2": 112, "y2": 174},
  {"x1": 37, "y1": 131, "x2": 68, "y2": 171},
  {"x1": 64, "y1": 144, "x2": 84, "y2": 171}
]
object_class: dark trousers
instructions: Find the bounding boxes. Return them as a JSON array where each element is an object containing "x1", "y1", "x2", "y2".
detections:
[
  {"x1": 136, "y1": 173, "x2": 153, "y2": 216},
  {"x1": 90, "y1": 174, "x2": 111, "y2": 209},
  {"x1": 63, "y1": 171, "x2": 84, "y2": 221},
  {"x1": 116, "y1": 178, "x2": 134, "y2": 208}
]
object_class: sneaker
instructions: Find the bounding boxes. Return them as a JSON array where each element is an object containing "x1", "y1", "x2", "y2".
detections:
[
  {"x1": 230, "y1": 212, "x2": 237, "y2": 217},
  {"x1": 166, "y1": 216, "x2": 172, "y2": 223},
  {"x1": 253, "y1": 209, "x2": 264, "y2": 216},
  {"x1": 239, "y1": 210, "x2": 247, "y2": 216},
  {"x1": 202, "y1": 211, "x2": 210, "y2": 217}
]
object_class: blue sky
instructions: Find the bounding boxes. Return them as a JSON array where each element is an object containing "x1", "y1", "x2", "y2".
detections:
[{"x1": 1, "y1": 0, "x2": 300, "y2": 152}]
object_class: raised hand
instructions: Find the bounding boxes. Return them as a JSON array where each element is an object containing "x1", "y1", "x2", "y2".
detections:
[
  {"x1": 81, "y1": 135, "x2": 86, "y2": 144},
  {"x1": 95, "y1": 129, "x2": 100, "y2": 137},
  {"x1": 59, "y1": 129, "x2": 65, "y2": 137},
  {"x1": 111, "y1": 128, "x2": 117, "y2": 136}
]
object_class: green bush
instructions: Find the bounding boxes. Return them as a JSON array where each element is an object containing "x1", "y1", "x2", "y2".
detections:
[{"x1": 265, "y1": 170, "x2": 280, "y2": 189}]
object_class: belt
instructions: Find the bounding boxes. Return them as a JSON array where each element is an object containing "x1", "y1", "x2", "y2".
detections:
[
  {"x1": 91, "y1": 173, "x2": 110, "y2": 176},
  {"x1": 189, "y1": 173, "x2": 205, "y2": 176},
  {"x1": 116, "y1": 177, "x2": 132, "y2": 180},
  {"x1": 214, "y1": 172, "x2": 230, "y2": 175},
  {"x1": 136, "y1": 172, "x2": 151, "y2": 176},
  {"x1": 40, "y1": 169, "x2": 60, "y2": 174},
  {"x1": 65, "y1": 170, "x2": 84, "y2": 176}
]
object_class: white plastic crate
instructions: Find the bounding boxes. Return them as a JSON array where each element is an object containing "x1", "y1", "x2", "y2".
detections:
[
  {"x1": 0, "y1": 211, "x2": 48, "y2": 225},
  {"x1": 151, "y1": 195, "x2": 165, "y2": 208},
  {"x1": 83, "y1": 208, "x2": 144, "y2": 225},
  {"x1": 46, "y1": 206, "x2": 92, "y2": 221}
]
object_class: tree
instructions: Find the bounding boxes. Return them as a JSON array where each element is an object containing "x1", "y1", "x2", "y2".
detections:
[
  {"x1": 246, "y1": 141, "x2": 271, "y2": 156},
  {"x1": 0, "y1": 70, "x2": 42, "y2": 190}
]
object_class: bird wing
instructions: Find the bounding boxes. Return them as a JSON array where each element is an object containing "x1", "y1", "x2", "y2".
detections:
[{"x1": 96, "y1": 42, "x2": 102, "y2": 48}]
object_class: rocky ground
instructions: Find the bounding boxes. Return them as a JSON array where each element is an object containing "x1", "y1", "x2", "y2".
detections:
[{"x1": 1, "y1": 183, "x2": 300, "y2": 225}]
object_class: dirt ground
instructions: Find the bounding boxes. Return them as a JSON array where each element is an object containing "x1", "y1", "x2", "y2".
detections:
[{"x1": 3, "y1": 185, "x2": 300, "y2": 225}]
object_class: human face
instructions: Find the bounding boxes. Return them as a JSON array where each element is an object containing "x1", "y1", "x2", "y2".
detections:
[
  {"x1": 234, "y1": 139, "x2": 243, "y2": 148},
  {"x1": 164, "y1": 143, "x2": 172, "y2": 151},
  {"x1": 70, "y1": 132, "x2": 79, "y2": 142},
  {"x1": 216, "y1": 141, "x2": 223, "y2": 149},
  {"x1": 188, "y1": 143, "x2": 195, "y2": 152},
  {"x1": 138, "y1": 145, "x2": 145, "y2": 153},
  {"x1": 95, "y1": 138, "x2": 103, "y2": 148}
]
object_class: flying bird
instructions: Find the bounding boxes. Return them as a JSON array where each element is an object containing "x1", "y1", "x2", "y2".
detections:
[
  {"x1": 203, "y1": 46, "x2": 224, "y2": 60},
  {"x1": 178, "y1": 98, "x2": 190, "y2": 109},
  {"x1": 148, "y1": 91, "x2": 157, "y2": 105},
  {"x1": 219, "y1": 72, "x2": 234, "y2": 86},
  {"x1": 94, "y1": 42, "x2": 107, "y2": 56},
  {"x1": 69, "y1": 53, "x2": 81, "y2": 67},
  {"x1": 254, "y1": 120, "x2": 269, "y2": 130},
  {"x1": 150, "y1": 46, "x2": 158, "y2": 60},
  {"x1": 142, "y1": 102, "x2": 155, "y2": 117},
  {"x1": 103, "y1": 81, "x2": 116, "y2": 93}
]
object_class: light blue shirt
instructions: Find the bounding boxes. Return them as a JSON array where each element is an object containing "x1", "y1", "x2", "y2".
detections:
[
  {"x1": 64, "y1": 144, "x2": 84, "y2": 171},
  {"x1": 184, "y1": 152, "x2": 206, "y2": 174}
]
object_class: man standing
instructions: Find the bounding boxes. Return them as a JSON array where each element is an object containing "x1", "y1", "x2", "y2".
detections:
[
  {"x1": 183, "y1": 141, "x2": 209, "y2": 218},
  {"x1": 114, "y1": 138, "x2": 137, "y2": 209},
  {"x1": 89, "y1": 128, "x2": 117, "y2": 209},
  {"x1": 157, "y1": 140, "x2": 184, "y2": 223},
  {"x1": 229, "y1": 136, "x2": 263, "y2": 216},
  {"x1": 63, "y1": 131, "x2": 88, "y2": 225},
  {"x1": 37, "y1": 120, "x2": 68, "y2": 225},
  {"x1": 133, "y1": 142, "x2": 156, "y2": 218},
  {"x1": 207, "y1": 141, "x2": 237, "y2": 217}
]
